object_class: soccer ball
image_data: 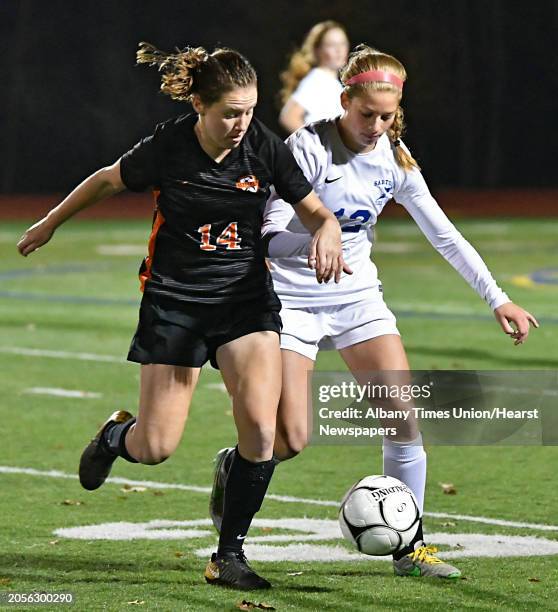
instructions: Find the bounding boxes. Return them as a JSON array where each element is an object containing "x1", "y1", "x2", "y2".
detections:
[{"x1": 339, "y1": 475, "x2": 421, "y2": 556}]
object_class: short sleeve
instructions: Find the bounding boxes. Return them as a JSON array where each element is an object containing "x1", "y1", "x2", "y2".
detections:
[
  {"x1": 120, "y1": 132, "x2": 159, "y2": 192},
  {"x1": 270, "y1": 138, "x2": 313, "y2": 205},
  {"x1": 290, "y1": 70, "x2": 319, "y2": 112},
  {"x1": 284, "y1": 127, "x2": 324, "y2": 185}
]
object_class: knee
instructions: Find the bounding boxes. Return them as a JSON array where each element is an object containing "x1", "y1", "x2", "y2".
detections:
[
  {"x1": 274, "y1": 429, "x2": 308, "y2": 461},
  {"x1": 132, "y1": 438, "x2": 176, "y2": 465},
  {"x1": 239, "y1": 424, "x2": 276, "y2": 462}
]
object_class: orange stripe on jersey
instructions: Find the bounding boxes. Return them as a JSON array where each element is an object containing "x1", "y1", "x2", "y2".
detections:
[{"x1": 139, "y1": 192, "x2": 164, "y2": 292}]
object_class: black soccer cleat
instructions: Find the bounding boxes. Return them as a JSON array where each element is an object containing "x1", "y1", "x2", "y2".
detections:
[
  {"x1": 78, "y1": 410, "x2": 135, "y2": 491},
  {"x1": 204, "y1": 551, "x2": 271, "y2": 590}
]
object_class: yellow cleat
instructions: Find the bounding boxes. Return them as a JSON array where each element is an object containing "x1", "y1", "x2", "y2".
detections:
[{"x1": 393, "y1": 545, "x2": 462, "y2": 579}]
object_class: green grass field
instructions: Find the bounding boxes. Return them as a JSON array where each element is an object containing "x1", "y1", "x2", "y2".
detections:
[{"x1": 0, "y1": 217, "x2": 557, "y2": 611}]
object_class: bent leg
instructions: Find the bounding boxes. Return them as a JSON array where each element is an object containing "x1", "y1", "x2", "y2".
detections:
[
  {"x1": 274, "y1": 349, "x2": 316, "y2": 460},
  {"x1": 79, "y1": 364, "x2": 199, "y2": 491},
  {"x1": 124, "y1": 364, "x2": 200, "y2": 464}
]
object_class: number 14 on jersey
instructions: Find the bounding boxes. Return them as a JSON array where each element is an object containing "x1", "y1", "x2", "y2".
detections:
[{"x1": 197, "y1": 222, "x2": 241, "y2": 251}]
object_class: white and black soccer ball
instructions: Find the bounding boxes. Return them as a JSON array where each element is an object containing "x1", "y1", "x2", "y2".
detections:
[{"x1": 339, "y1": 475, "x2": 421, "y2": 556}]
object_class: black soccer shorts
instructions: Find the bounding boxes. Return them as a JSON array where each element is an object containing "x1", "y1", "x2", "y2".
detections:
[{"x1": 127, "y1": 291, "x2": 282, "y2": 369}]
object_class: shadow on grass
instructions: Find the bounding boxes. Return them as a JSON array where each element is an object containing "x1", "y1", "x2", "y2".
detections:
[
  {"x1": 406, "y1": 345, "x2": 558, "y2": 368},
  {"x1": 0, "y1": 554, "x2": 548, "y2": 610},
  {"x1": 0, "y1": 552, "x2": 200, "y2": 583}
]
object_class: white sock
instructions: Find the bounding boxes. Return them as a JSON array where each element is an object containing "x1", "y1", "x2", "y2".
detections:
[{"x1": 382, "y1": 434, "x2": 426, "y2": 515}]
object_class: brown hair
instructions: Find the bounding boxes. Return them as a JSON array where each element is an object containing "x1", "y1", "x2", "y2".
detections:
[
  {"x1": 279, "y1": 21, "x2": 347, "y2": 105},
  {"x1": 341, "y1": 45, "x2": 419, "y2": 171},
  {"x1": 136, "y1": 42, "x2": 257, "y2": 105}
]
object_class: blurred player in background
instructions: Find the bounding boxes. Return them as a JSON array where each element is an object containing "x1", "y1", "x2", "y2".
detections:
[
  {"x1": 211, "y1": 45, "x2": 539, "y2": 580},
  {"x1": 279, "y1": 20, "x2": 349, "y2": 134},
  {"x1": 17, "y1": 42, "x2": 347, "y2": 591}
]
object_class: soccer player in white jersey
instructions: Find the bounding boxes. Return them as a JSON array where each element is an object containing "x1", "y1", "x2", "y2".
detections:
[
  {"x1": 279, "y1": 21, "x2": 349, "y2": 133},
  {"x1": 211, "y1": 45, "x2": 538, "y2": 579}
]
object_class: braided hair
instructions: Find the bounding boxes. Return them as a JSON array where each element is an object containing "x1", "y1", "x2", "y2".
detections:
[{"x1": 341, "y1": 45, "x2": 419, "y2": 171}]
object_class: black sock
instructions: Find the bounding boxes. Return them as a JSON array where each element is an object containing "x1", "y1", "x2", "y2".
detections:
[
  {"x1": 223, "y1": 450, "x2": 279, "y2": 486},
  {"x1": 393, "y1": 519, "x2": 424, "y2": 560},
  {"x1": 102, "y1": 418, "x2": 139, "y2": 463},
  {"x1": 218, "y1": 449, "x2": 275, "y2": 555}
]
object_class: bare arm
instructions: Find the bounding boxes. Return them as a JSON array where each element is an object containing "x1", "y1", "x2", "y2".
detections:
[
  {"x1": 17, "y1": 160, "x2": 126, "y2": 256},
  {"x1": 279, "y1": 99, "x2": 306, "y2": 134},
  {"x1": 294, "y1": 191, "x2": 351, "y2": 283}
]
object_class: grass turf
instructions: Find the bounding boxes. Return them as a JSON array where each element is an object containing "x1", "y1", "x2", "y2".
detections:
[{"x1": 0, "y1": 217, "x2": 556, "y2": 610}]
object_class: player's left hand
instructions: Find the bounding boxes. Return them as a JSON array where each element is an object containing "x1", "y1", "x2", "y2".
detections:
[{"x1": 494, "y1": 302, "x2": 539, "y2": 345}]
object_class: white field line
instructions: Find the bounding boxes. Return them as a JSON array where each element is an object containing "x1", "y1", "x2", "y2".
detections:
[
  {"x1": 4, "y1": 346, "x2": 555, "y2": 405},
  {"x1": 1, "y1": 465, "x2": 557, "y2": 532},
  {"x1": 425, "y1": 511, "x2": 558, "y2": 531},
  {"x1": 23, "y1": 387, "x2": 102, "y2": 399},
  {"x1": 0, "y1": 346, "x2": 126, "y2": 363}
]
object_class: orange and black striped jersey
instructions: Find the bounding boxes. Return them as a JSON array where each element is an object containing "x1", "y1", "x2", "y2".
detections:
[{"x1": 120, "y1": 114, "x2": 311, "y2": 304}]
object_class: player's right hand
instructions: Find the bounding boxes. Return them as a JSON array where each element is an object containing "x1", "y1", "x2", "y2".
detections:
[
  {"x1": 17, "y1": 217, "x2": 55, "y2": 256},
  {"x1": 309, "y1": 220, "x2": 353, "y2": 283}
]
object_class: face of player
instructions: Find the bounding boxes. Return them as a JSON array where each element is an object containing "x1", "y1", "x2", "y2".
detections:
[
  {"x1": 338, "y1": 90, "x2": 400, "y2": 153},
  {"x1": 193, "y1": 85, "x2": 258, "y2": 155},
  {"x1": 315, "y1": 28, "x2": 349, "y2": 71}
]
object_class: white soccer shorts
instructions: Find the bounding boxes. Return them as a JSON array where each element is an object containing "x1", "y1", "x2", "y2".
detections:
[{"x1": 279, "y1": 288, "x2": 400, "y2": 360}]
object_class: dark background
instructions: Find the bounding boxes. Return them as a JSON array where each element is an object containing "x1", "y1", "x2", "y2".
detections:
[{"x1": 1, "y1": 0, "x2": 557, "y2": 193}]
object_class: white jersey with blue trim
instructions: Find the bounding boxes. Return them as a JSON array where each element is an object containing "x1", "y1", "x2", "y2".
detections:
[{"x1": 264, "y1": 117, "x2": 510, "y2": 310}]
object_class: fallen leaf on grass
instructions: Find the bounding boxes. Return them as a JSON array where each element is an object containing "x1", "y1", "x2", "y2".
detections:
[
  {"x1": 528, "y1": 577, "x2": 541, "y2": 583},
  {"x1": 174, "y1": 552, "x2": 184, "y2": 558},
  {"x1": 236, "y1": 601, "x2": 276, "y2": 610},
  {"x1": 441, "y1": 521, "x2": 456, "y2": 527},
  {"x1": 153, "y1": 491, "x2": 165, "y2": 496},
  {"x1": 61, "y1": 499, "x2": 84, "y2": 506},
  {"x1": 261, "y1": 527, "x2": 273, "y2": 533},
  {"x1": 121, "y1": 485, "x2": 148, "y2": 493},
  {"x1": 439, "y1": 482, "x2": 457, "y2": 495},
  {"x1": 0, "y1": 578, "x2": 12, "y2": 586},
  {"x1": 49, "y1": 540, "x2": 59, "y2": 545},
  {"x1": 126, "y1": 600, "x2": 145, "y2": 605}
]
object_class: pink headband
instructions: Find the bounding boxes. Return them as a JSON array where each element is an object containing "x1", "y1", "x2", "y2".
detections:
[{"x1": 344, "y1": 70, "x2": 404, "y2": 90}]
